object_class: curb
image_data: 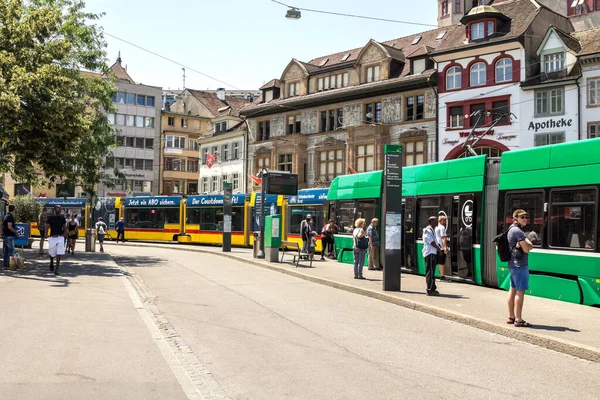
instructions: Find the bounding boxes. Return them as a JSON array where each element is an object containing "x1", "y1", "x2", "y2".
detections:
[{"x1": 110, "y1": 242, "x2": 600, "y2": 363}]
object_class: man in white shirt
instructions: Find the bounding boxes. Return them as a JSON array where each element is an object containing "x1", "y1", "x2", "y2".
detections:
[
  {"x1": 422, "y1": 216, "x2": 442, "y2": 296},
  {"x1": 435, "y1": 215, "x2": 449, "y2": 281}
]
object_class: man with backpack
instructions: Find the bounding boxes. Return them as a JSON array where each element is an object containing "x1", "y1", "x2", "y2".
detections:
[
  {"x1": 95, "y1": 217, "x2": 108, "y2": 253},
  {"x1": 506, "y1": 209, "x2": 533, "y2": 327}
]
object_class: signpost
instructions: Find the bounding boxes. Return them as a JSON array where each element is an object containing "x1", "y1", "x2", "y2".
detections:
[
  {"x1": 223, "y1": 182, "x2": 232, "y2": 252},
  {"x1": 382, "y1": 145, "x2": 403, "y2": 291}
]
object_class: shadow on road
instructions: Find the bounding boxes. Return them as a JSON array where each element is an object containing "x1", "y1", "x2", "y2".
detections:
[
  {"x1": 529, "y1": 325, "x2": 581, "y2": 333},
  {"x1": 111, "y1": 254, "x2": 164, "y2": 267}
]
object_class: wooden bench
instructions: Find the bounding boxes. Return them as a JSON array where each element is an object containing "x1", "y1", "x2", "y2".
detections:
[{"x1": 280, "y1": 240, "x2": 313, "y2": 268}]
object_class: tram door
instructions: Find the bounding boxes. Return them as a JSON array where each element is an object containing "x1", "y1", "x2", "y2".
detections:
[
  {"x1": 403, "y1": 198, "x2": 416, "y2": 272},
  {"x1": 456, "y1": 194, "x2": 475, "y2": 279}
]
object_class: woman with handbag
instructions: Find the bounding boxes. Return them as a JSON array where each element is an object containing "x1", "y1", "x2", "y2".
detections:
[{"x1": 353, "y1": 218, "x2": 368, "y2": 279}]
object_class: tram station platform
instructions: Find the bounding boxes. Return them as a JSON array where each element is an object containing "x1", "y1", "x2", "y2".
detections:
[{"x1": 103, "y1": 240, "x2": 600, "y2": 362}]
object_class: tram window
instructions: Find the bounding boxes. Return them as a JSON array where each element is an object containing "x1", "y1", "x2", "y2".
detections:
[
  {"x1": 549, "y1": 188, "x2": 596, "y2": 250},
  {"x1": 505, "y1": 191, "x2": 544, "y2": 246},
  {"x1": 125, "y1": 208, "x2": 180, "y2": 229},
  {"x1": 417, "y1": 197, "x2": 439, "y2": 239},
  {"x1": 356, "y1": 200, "x2": 377, "y2": 227},
  {"x1": 289, "y1": 206, "x2": 321, "y2": 234},
  {"x1": 336, "y1": 201, "x2": 356, "y2": 234},
  {"x1": 187, "y1": 209, "x2": 201, "y2": 225}
]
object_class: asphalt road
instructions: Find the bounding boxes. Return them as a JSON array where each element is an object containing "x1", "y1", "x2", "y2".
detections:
[{"x1": 108, "y1": 244, "x2": 600, "y2": 400}]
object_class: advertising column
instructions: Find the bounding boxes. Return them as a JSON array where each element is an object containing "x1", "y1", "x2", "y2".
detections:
[{"x1": 382, "y1": 145, "x2": 403, "y2": 291}]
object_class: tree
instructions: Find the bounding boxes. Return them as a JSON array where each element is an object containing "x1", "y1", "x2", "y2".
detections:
[{"x1": 0, "y1": 0, "x2": 118, "y2": 198}]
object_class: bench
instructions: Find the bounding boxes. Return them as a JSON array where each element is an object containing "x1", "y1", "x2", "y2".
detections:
[{"x1": 280, "y1": 240, "x2": 313, "y2": 268}]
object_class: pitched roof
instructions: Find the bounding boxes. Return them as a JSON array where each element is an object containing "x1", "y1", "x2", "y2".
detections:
[
  {"x1": 553, "y1": 26, "x2": 581, "y2": 53},
  {"x1": 260, "y1": 79, "x2": 281, "y2": 90},
  {"x1": 108, "y1": 61, "x2": 135, "y2": 84},
  {"x1": 187, "y1": 89, "x2": 250, "y2": 117},
  {"x1": 571, "y1": 27, "x2": 600, "y2": 56}
]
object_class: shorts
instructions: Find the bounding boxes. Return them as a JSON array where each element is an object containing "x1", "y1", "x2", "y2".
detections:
[
  {"x1": 509, "y1": 266, "x2": 529, "y2": 291},
  {"x1": 48, "y1": 236, "x2": 66, "y2": 258},
  {"x1": 98, "y1": 234, "x2": 105, "y2": 243},
  {"x1": 437, "y1": 253, "x2": 446, "y2": 265}
]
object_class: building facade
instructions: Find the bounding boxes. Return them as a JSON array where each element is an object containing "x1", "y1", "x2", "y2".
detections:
[
  {"x1": 98, "y1": 57, "x2": 162, "y2": 197},
  {"x1": 573, "y1": 28, "x2": 600, "y2": 140}
]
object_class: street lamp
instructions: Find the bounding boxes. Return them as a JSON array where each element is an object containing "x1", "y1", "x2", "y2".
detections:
[{"x1": 285, "y1": 7, "x2": 301, "y2": 19}]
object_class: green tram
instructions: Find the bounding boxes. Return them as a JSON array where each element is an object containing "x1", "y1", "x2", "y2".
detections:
[{"x1": 326, "y1": 139, "x2": 600, "y2": 306}]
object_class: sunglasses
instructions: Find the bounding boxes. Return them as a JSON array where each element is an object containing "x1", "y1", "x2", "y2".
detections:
[{"x1": 518, "y1": 215, "x2": 530, "y2": 219}]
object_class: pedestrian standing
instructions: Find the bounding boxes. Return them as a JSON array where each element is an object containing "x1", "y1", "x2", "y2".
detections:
[
  {"x1": 38, "y1": 207, "x2": 47, "y2": 255},
  {"x1": 46, "y1": 205, "x2": 67, "y2": 275},
  {"x1": 116, "y1": 217, "x2": 125, "y2": 243},
  {"x1": 67, "y1": 217, "x2": 79, "y2": 254},
  {"x1": 352, "y1": 218, "x2": 368, "y2": 279},
  {"x1": 2, "y1": 205, "x2": 18, "y2": 270},
  {"x1": 326, "y1": 219, "x2": 339, "y2": 258},
  {"x1": 300, "y1": 214, "x2": 313, "y2": 253},
  {"x1": 367, "y1": 218, "x2": 382, "y2": 271},
  {"x1": 423, "y1": 216, "x2": 442, "y2": 296},
  {"x1": 95, "y1": 217, "x2": 108, "y2": 253},
  {"x1": 507, "y1": 209, "x2": 533, "y2": 327},
  {"x1": 435, "y1": 215, "x2": 449, "y2": 281}
]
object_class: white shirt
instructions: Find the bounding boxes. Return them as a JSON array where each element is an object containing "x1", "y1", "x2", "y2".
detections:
[
  {"x1": 422, "y1": 226, "x2": 438, "y2": 257},
  {"x1": 435, "y1": 223, "x2": 447, "y2": 250}
]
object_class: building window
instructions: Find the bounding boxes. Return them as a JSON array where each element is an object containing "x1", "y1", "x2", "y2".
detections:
[
  {"x1": 588, "y1": 78, "x2": 599, "y2": 106},
  {"x1": 588, "y1": 123, "x2": 599, "y2": 139},
  {"x1": 221, "y1": 144, "x2": 229, "y2": 161},
  {"x1": 319, "y1": 149, "x2": 343, "y2": 181},
  {"x1": 278, "y1": 154, "x2": 293, "y2": 172},
  {"x1": 446, "y1": 66, "x2": 462, "y2": 90},
  {"x1": 257, "y1": 120, "x2": 270, "y2": 141},
  {"x1": 147, "y1": 96, "x2": 155, "y2": 107},
  {"x1": 187, "y1": 182, "x2": 198, "y2": 195},
  {"x1": 201, "y1": 177, "x2": 209, "y2": 193},
  {"x1": 164, "y1": 158, "x2": 186, "y2": 171},
  {"x1": 441, "y1": 0, "x2": 449, "y2": 16},
  {"x1": 168, "y1": 117, "x2": 175, "y2": 126},
  {"x1": 256, "y1": 155, "x2": 270, "y2": 172},
  {"x1": 188, "y1": 139, "x2": 199, "y2": 151},
  {"x1": 117, "y1": 92, "x2": 126, "y2": 104},
  {"x1": 321, "y1": 108, "x2": 344, "y2": 131},
  {"x1": 495, "y1": 58, "x2": 513, "y2": 83},
  {"x1": 363, "y1": 102, "x2": 381, "y2": 124},
  {"x1": 318, "y1": 72, "x2": 350, "y2": 92},
  {"x1": 211, "y1": 176, "x2": 219, "y2": 192},
  {"x1": 135, "y1": 95, "x2": 144, "y2": 106},
  {"x1": 287, "y1": 115, "x2": 301, "y2": 134},
  {"x1": 288, "y1": 82, "x2": 300, "y2": 97},
  {"x1": 232, "y1": 173, "x2": 239, "y2": 190},
  {"x1": 535, "y1": 87, "x2": 564, "y2": 117},
  {"x1": 127, "y1": 93, "x2": 136, "y2": 105},
  {"x1": 145, "y1": 117, "x2": 154, "y2": 128},
  {"x1": 544, "y1": 53, "x2": 565, "y2": 72},
  {"x1": 125, "y1": 158, "x2": 134, "y2": 168},
  {"x1": 403, "y1": 141, "x2": 425, "y2": 166},
  {"x1": 202, "y1": 148, "x2": 208, "y2": 164},
  {"x1": 535, "y1": 132, "x2": 565, "y2": 147},
  {"x1": 492, "y1": 100, "x2": 510, "y2": 124},
  {"x1": 470, "y1": 62, "x2": 486, "y2": 86},
  {"x1": 188, "y1": 159, "x2": 199, "y2": 173},
  {"x1": 135, "y1": 159, "x2": 144, "y2": 170},
  {"x1": 470, "y1": 103, "x2": 486, "y2": 127},
  {"x1": 135, "y1": 137, "x2": 144, "y2": 149},
  {"x1": 145, "y1": 159, "x2": 153, "y2": 170},
  {"x1": 366, "y1": 65, "x2": 380, "y2": 83},
  {"x1": 145, "y1": 138, "x2": 153, "y2": 149},
  {"x1": 125, "y1": 115, "x2": 134, "y2": 126},
  {"x1": 455, "y1": 0, "x2": 461, "y2": 13},
  {"x1": 126, "y1": 137, "x2": 134, "y2": 147},
  {"x1": 166, "y1": 136, "x2": 186, "y2": 148},
  {"x1": 181, "y1": 118, "x2": 188, "y2": 128},
  {"x1": 232, "y1": 142, "x2": 240, "y2": 160},
  {"x1": 471, "y1": 22, "x2": 485, "y2": 40},
  {"x1": 107, "y1": 113, "x2": 115, "y2": 125},
  {"x1": 116, "y1": 136, "x2": 124, "y2": 146},
  {"x1": 134, "y1": 116, "x2": 143, "y2": 127},
  {"x1": 449, "y1": 106, "x2": 464, "y2": 128},
  {"x1": 406, "y1": 96, "x2": 424, "y2": 121},
  {"x1": 355, "y1": 144, "x2": 374, "y2": 172},
  {"x1": 215, "y1": 121, "x2": 227, "y2": 133},
  {"x1": 116, "y1": 114, "x2": 125, "y2": 126}
]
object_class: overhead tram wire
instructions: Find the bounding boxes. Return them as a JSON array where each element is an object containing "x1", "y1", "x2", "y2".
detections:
[
  {"x1": 103, "y1": 32, "x2": 242, "y2": 90},
  {"x1": 269, "y1": 0, "x2": 438, "y2": 28}
]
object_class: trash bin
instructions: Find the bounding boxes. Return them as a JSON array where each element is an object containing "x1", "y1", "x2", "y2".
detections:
[
  {"x1": 85, "y1": 228, "x2": 96, "y2": 252},
  {"x1": 253, "y1": 232, "x2": 260, "y2": 259}
]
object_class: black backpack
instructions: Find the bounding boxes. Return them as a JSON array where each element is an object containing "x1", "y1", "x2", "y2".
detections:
[{"x1": 493, "y1": 225, "x2": 516, "y2": 262}]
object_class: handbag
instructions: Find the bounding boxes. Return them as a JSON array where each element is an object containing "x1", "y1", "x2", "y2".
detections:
[{"x1": 355, "y1": 230, "x2": 369, "y2": 250}]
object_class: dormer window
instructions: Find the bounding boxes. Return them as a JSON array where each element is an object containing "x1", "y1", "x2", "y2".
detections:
[
  {"x1": 288, "y1": 82, "x2": 300, "y2": 97},
  {"x1": 317, "y1": 73, "x2": 349, "y2": 92},
  {"x1": 367, "y1": 66, "x2": 380, "y2": 83},
  {"x1": 544, "y1": 52, "x2": 565, "y2": 72},
  {"x1": 467, "y1": 19, "x2": 495, "y2": 41},
  {"x1": 471, "y1": 22, "x2": 485, "y2": 40}
]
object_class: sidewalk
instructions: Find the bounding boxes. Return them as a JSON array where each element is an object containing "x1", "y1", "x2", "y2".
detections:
[
  {"x1": 0, "y1": 249, "x2": 188, "y2": 400},
  {"x1": 104, "y1": 240, "x2": 600, "y2": 362}
]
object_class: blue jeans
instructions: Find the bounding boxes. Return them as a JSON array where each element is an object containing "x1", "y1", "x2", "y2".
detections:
[
  {"x1": 353, "y1": 248, "x2": 366, "y2": 278},
  {"x1": 3, "y1": 237, "x2": 15, "y2": 269}
]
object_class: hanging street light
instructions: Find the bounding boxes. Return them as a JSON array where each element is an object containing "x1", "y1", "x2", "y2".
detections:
[{"x1": 285, "y1": 7, "x2": 301, "y2": 19}]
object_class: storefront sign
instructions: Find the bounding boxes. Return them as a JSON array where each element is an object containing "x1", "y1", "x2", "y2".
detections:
[
  {"x1": 36, "y1": 198, "x2": 87, "y2": 208},
  {"x1": 528, "y1": 118, "x2": 573, "y2": 132},
  {"x1": 124, "y1": 196, "x2": 182, "y2": 207},
  {"x1": 186, "y1": 194, "x2": 245, "y2": 207},
  {"x1": 459, "y1": 130, "x2": 494, "y2": 138},
  {"x1": 442, "y1": 138, "x2": 460, "y2": 146},
  {"x1": 287, "y1": 189, "x2": 328, "y2": 205},
  {"x1": 496, "y1": 132, "x2": 518, "y2": 141}
]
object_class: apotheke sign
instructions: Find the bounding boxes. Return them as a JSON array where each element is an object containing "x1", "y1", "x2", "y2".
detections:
[{"x1": 528, "y1": 118, "x2": 573, "y2": 132}]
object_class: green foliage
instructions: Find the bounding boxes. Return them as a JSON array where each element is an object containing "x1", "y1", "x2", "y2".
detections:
[
  {"x1": 0, "y1": 0, "x2": 118, "y2": 197},
  {"x1": 10, "y1": 194, "x2": 42, "y2": 223}
]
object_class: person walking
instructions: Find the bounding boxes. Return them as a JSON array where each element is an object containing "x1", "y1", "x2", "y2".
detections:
[
  {"x1": 95, "y1": 217, "x2": 108, "y2": 253},
  {"x1": 115, "y1": 217, "x2": 125, "y2": 243},
  {"x1": 507, "y1": 209, "x2": 533, "y2": 327},
  {"x1": 46, "y1": 205, "x2": 67, "y2": 275},
  {"x1": 2, "y1": 205, "x2": 18, "y2": 270},
  {"x1": 435, "y1": 215, "x2": 449, "y2": 281},
  {"x1": 300, "y1": 214, "x2": 313, "y2": 253},
  {"x1": 423, "y1": 216, "x2": 442, "y2": 296},
  {"x1": 67, "y1": 217, "x2": 79, "y2": 254},
  {"x1": 367, "y1": 218, "x2": 382, "y2": 271},
  {"x1": 353, "y1": 218, "x2": 368, "y2": 279},
  {"x1": 38, "y1": 207, "x2": 47, "y2": 255}
]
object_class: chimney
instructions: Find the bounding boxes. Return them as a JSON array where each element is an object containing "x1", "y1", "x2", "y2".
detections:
[{"x1": 216, "y1": 88, "x2": 226, "y2": 101}]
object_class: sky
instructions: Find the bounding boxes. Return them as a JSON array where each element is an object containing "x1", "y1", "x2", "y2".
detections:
[{"x1": 84, "y1": 0, "x2": 438, "y2": 91}]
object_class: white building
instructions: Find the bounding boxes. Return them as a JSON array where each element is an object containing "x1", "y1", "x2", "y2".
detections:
[{"x1": 573, "y1": 28, "x2": 600, "y2": 140}]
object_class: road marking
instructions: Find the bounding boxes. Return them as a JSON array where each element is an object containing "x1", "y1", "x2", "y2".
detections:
[{"x1": 116, "y1": 259, "x2": 229, "y2": 400}]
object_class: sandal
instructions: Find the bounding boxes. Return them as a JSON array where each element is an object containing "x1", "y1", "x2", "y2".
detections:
[
  {"x1": 514, "y1": 319, "x2": 532, "y2": 327},
  {"x1": 507, "y1": 317, "x2": 515, "y2": 324}
]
